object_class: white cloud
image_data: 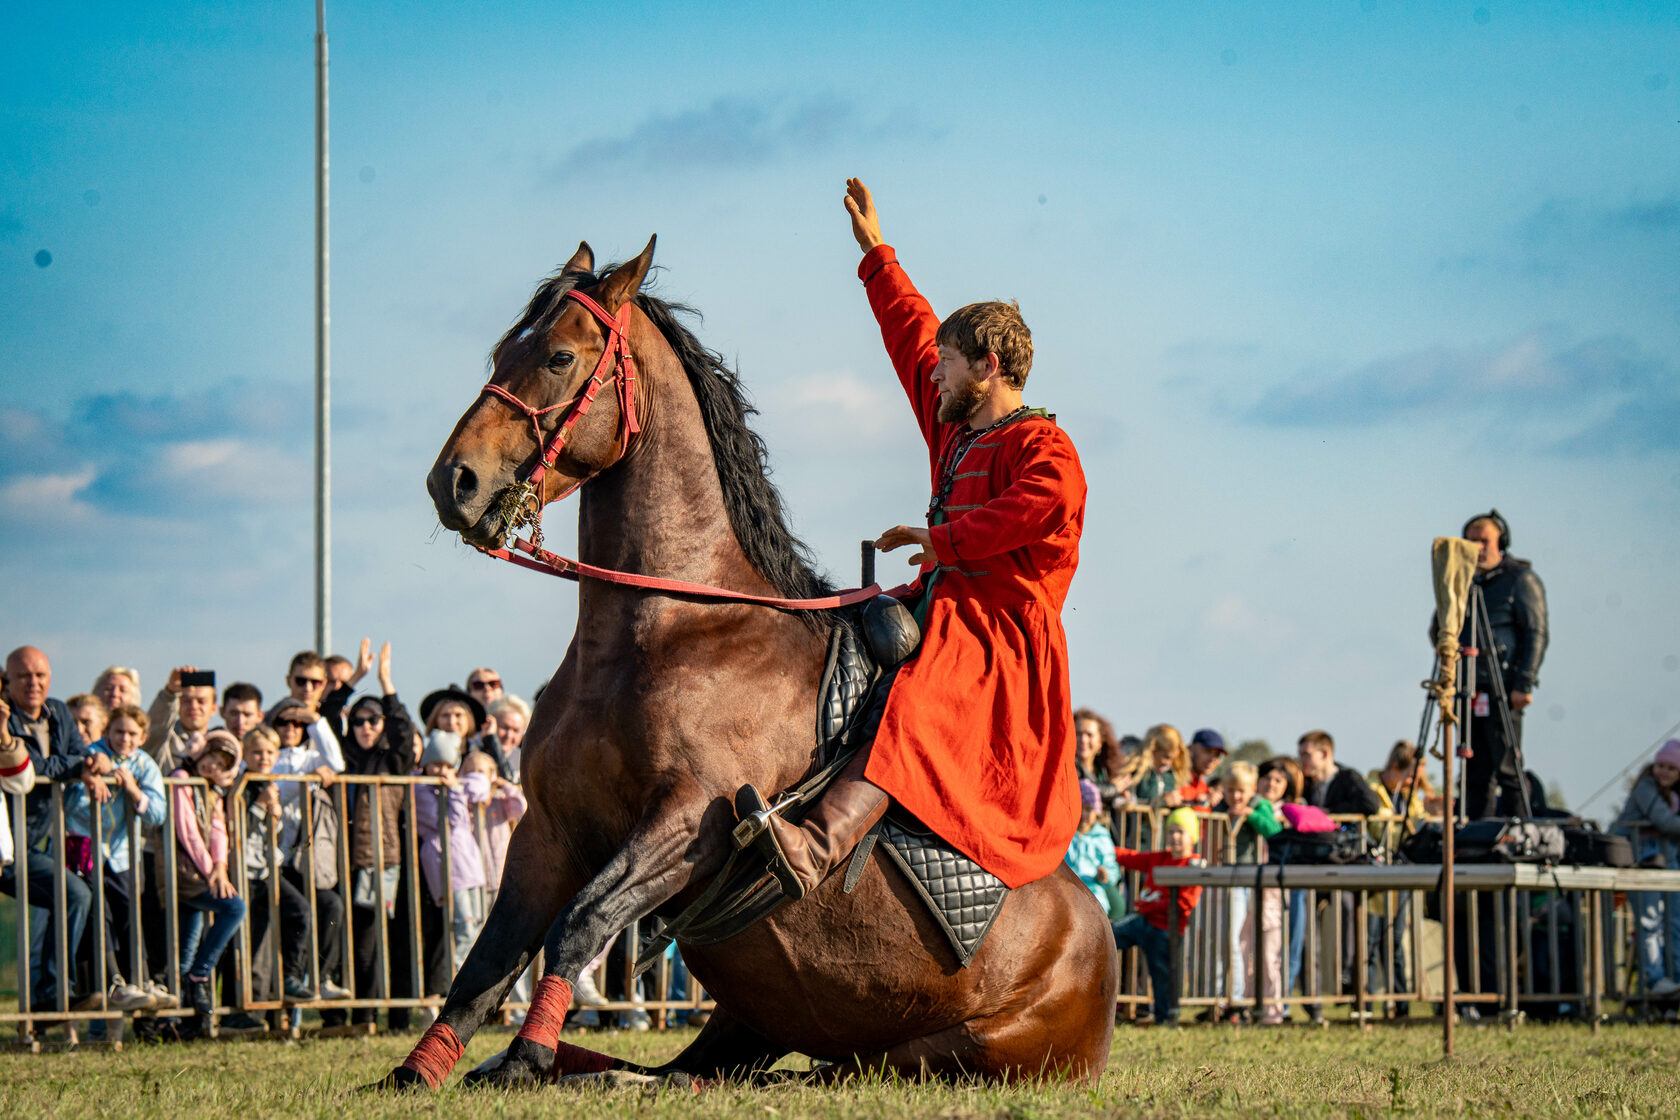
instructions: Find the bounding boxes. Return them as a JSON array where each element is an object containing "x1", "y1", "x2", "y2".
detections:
[{"x1": 0, "y1": 468, "x2": 97, "y2": 521}]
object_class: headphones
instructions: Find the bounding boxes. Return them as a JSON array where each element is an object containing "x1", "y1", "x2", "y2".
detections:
[{"x1": 1462, "y1": 508, "x2": 1511, "y2": 551}]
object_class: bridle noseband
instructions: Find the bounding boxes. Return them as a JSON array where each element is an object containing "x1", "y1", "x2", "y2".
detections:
[{"x1": 475, "y1": 287, "x2": 641, "y2": 549}]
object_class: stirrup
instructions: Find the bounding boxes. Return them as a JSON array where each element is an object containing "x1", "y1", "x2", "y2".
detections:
[{"x1": 733, "y1": 786, "x2": 809, "y2": 902}]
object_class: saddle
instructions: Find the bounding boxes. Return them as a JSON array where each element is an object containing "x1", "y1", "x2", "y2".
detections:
[{"x1": 636, "y1": 599, "x2": 1009, "y2": 973}]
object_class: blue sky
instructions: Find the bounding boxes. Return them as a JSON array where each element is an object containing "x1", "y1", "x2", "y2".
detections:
[{"x1": 3, "y1": 1, "x2": 1677, "y2": 815}]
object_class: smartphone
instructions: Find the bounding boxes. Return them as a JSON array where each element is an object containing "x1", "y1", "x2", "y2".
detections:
[{"x1": 180, "y1": 670, "x2": 216, "y2": 689}]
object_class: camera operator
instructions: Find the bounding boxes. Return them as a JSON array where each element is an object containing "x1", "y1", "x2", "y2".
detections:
[{"x1": 1432, "y1": 509, "x2": 1549, "y2": 820}]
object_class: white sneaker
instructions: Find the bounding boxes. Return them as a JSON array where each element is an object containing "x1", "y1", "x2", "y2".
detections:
[
  {"x1": 573, "y1": 971, "x2": 609, "y2": 1008},
  {"x1": 1649, "y1": 977, "x2": 1680, "y2": 997},
  {"x1": 146, "y1": 979, "x2": 180, "y2": 1010},
  {"x1": 108, "y1": 980, "x2": 158, "y2": 1012},
  {"x1": 319, "y1": 978, "x2": 351, "y2": 1000}
]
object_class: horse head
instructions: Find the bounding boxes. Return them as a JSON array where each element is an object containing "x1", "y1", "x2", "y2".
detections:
[{"x1": 427, "y1": 236, "x2": 656, "y2": 548}]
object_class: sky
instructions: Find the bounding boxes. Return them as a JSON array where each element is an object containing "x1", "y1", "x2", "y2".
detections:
[{"x1": 3, "y1": 1, "x2": 1677, "y2": 816}]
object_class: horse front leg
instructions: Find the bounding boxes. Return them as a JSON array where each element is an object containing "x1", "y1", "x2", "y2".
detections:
[{"x1": 390, "y1": 799, "x2": 717, "y2": 1089}]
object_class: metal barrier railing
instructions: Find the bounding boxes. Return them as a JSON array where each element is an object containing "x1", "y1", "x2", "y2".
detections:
[{"x1": 0, "y1": 775, "x2": 712, "y2": 1043}]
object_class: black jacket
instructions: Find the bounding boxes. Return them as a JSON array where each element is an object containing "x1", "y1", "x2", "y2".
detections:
[
  {"x1": 1432, "y1": 555, "x2": 1548, "y2": 695},
  {"x1": 7, "y1": 698, "x2": 93, "y2": 847},
  {"x1": 1304, "y1": 763, "x2": 1382, "y2": 817}
]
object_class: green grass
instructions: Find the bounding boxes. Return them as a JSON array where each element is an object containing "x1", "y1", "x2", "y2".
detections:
[{"x1": 0, "y1": 1022, "x2": 1676, "y2": 1117}]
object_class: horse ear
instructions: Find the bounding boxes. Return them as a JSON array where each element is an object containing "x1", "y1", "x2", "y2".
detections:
[
  {"x1": 594, "y1": 235, "x2": 656, "y2": 313},
  {"x1": 562, "y1": 241, "x2": 594, "y2": 275}
]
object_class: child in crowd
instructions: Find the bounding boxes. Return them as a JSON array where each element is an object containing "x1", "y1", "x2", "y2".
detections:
[
  {"x1": 1257, "y1": 756, "x2": 1311, "y2": 1023},
  {"x1": 1116, "y1": 724, "x2": 1190, "y2": 849},
  {"x1": 459, "y1": 749, "x2": 526, "y2": 904},
  {"x1": 417, "y1": 731, "x2": 490, "y2": 974},
  {"x1": 63, "y1": 703, "x2": 168, "y2": 1012},
  {"x1": 1064, "y1": 779, "x2": 1123, "y2": 917},
  {"x1": 1614, "y1": 739, "x2": 1680, "y2": 997},
  {"x1": 1220, "y1": 761, "x2": 1281, "y2": 1022},
  {"x1": 1111, "y1": 807, "x2": 1203, "y2": 1025},
  {"x1": 169, "y1": 730, "x2": 248, "y2": 1033}
]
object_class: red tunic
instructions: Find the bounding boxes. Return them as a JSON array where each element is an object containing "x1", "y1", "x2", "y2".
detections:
[{"x1": 858, "y1": 244, "x2": 1087, "y2": 889}]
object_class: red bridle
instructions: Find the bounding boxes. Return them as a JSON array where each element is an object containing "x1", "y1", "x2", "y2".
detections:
[{"x1": 473, "y1": 286, "x2": 891, "y2": 611}]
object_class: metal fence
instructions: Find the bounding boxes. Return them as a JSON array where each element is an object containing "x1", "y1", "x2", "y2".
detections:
[{"x1": 2, "y1": 775, "x2": 710, "y2": 1044}]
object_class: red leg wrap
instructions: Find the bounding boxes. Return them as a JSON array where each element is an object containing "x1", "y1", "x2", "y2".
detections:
[
  {"x1": 514, "y1": 975, "x2": 573, "y2": 1052},
  {"x1": 552, "y1": 1038, "x2": 618, "y2": 1077},
  {"x1": 400, "y1": 1021, "x2": 464, "y2": 1088}
]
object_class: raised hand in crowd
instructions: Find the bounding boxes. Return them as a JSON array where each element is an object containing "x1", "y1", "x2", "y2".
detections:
[
  {"x1": 353, "y1": 638, "x2": 375, "y2": 687},
  {"x1": 376, "y1": 641, "x2": 394, "y2": 694},
  {"x1": 166, "y1": 664, "x2": 199, "y2": 694}
]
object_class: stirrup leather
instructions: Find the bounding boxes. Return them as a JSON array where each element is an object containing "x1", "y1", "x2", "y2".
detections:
[{"x1": 733, "y1": 786, "x2": 809, "y2": 902}]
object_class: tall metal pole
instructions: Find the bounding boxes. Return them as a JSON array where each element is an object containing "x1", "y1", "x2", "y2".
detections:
[{"x1": 313, "y1": 0, "x2": 332, "y2": 655}]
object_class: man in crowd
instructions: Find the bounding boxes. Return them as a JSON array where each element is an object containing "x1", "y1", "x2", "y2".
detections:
[
  {"x1": 1297, "y1": 730, "x2": 1382, "y2": 817},
  {"x1": 2, "y1": 646, "x2": 109, "y2": 1006},
  {"x1": 1166, "y1": 728, "x2": 1227, "y2": 807},
  {"x1": 1440, "y1": 509, "x2": 1549, "y2": 820},
  {"x1": 145, "y1": 665, "x2": 219, "y2": 772},
  {"x1": 280, "y1": 650, "x2": 355, "y2": 763},
  {"x1": 219, "y1": 682, "x2": 265, "y2": 741}
]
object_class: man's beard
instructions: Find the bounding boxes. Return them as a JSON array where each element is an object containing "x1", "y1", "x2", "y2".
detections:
[{"x1": 936, "y1": 378, "x2": 989, "y2": 424}]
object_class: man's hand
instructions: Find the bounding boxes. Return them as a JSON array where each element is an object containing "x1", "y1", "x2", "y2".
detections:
[
  {"x1": 1510, "y1": 690, "x2": 1532, "y2": 712},
  {"x1": 875, "y1": 524, "x2": 935, "y2": 567},
  {"x1": 844, "y1": 178, "x2": 884, "y2": 255},
  {"x1": 313, "y1": 764, "x2": 336, "y2": 788},
  {"x1": 84, "y1": 752, "x2": 114, "y2": 778},
  {"x1": 376, "y1": 641, "x2": 394, "y2": 695},
  {"x1": 352, "y1": 638, "x2": 373, "y2": 685},
  {"x1": 166, "y1": 666, "x2": 198, "y2": 695},
  {"x1": 84, "y1": 774, "x2": 113, "y2": 804},
  {"x1": 0, "y1": 695, "x2": 10, "y2": 745}
]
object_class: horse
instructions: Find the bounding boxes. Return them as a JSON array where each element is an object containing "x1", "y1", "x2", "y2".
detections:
[{"x1": 394, "y1": 237, "x2": 1117, "y2": 1089}]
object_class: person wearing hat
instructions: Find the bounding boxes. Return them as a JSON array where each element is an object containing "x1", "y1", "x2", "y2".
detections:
[
  {"x1": 1166, "y1": 728, "x2": 1228, "y2": 808},
  {"x1": 1613, "y1": 741, "x2": 1680, "y2": 997},
  {"x1": 421, "y1": 686, "x2": 514, "y2": 782},
  {"x1": 1063, "y1": 779, "x2": 1122, "y2": 918},
  {"x1": 168, "y1": 729, "x2": 248, "y2": 1033}
]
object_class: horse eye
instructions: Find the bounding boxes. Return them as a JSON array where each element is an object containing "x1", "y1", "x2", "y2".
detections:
[{"x1": 547, "y1": 351, "x2": 575, "y2": 371}]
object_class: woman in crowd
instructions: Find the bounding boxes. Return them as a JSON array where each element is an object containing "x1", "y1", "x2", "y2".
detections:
[
  {"x1": 65, "y1": 694, "x2": 109, "y2": 753},
  {"x1": 1257, "y1": 756, "x2": 1304, "y2": 1024},
  {"x1": 1073, "y1": 707, "x2": 1129, "y2": 823},
  {"x1": 63, "y1": 703, "x2": 169, "y2": 1012},
  {"x1": 92, "y1": 667, "x2": 142, "y2": 713},
  {"x1": 1614, "y1": 739, "x2": 1680, "y2": 997},
  {"x1": 168, "y1": 730, "x2": 248, "y2": 1034},
  {"x1": 1117, "y1": 723, "x2": 1189, "y2": 848}
]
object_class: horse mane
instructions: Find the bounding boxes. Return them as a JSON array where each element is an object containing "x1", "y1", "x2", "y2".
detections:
[{"x1": 493, "y1": 266, "x2": 834, "y2": 610}]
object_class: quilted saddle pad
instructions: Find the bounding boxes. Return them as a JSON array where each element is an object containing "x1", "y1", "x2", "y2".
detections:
[{"x1": 874, "y1": 814, "x2": 1010, "y2": 968}]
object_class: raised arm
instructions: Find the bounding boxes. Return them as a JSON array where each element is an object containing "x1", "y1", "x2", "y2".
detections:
[{"x1": 849, "y1": 179, "x2": 942, "y2": 448}]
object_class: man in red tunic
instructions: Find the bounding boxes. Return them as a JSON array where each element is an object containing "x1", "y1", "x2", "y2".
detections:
[{"x1": 740, "y1": 178, "x2": 1087, "y2": 899}]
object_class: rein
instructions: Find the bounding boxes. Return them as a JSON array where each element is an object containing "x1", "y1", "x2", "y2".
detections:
[{"x1": 474, "y1": 286, "x2": 897, "y2": 612}]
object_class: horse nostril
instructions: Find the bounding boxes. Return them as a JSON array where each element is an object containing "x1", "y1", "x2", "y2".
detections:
[{"x1": 452, "y1": 462, "x2": 479, "y2": 505}]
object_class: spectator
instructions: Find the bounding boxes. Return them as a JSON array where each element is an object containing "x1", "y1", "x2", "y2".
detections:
[
  {"x1": 267, "y1": 697, "x2": 345, "y2": 803},
  {"x1": 0, "y1": 691, "x2": 38, "y2": 934},
  {"x1": 168, "y1": 731, "x2": 248, "y2": 1034},
  {"x1": 487, "y1": 695, "x2": 531, "y2": 782},
  {"x1": 460, "y1": 749, "x2": 526, "y2": 901},
  {"x1": 1111, "y1": 807, "x2": 1203, "y2": 1026},
  {"x1": 320, "y1": 639, "x2": 377, "y2": 737},
  {"x1": 1612, "y1": 740, "x2": 1680, "y2": 997},
  {"x1": 63, "y1": 703, "x2": 168, "y2": 1011},
  {"x1": 1118, "y1": 723, "x2": 1188, "y2": 847},
  {"x1": 416, "y1": 731, "x2": 490, "y2": 977},
  {"x1": 1257, "y1": 756, "x2": 1307, "y2": 1023},
  {"x1": 1166, "y1": 728, "x2": 1227, "y2": 808},
  {"x1": 144, "y1": 665, "x2": 220, "y2": 774},
  {"x1": 1073, "y1": 707, "x2": 1128, "y2": 815},
  {"x1": 67, "y1": 693, "x2": 110, "y2": 750},
  {"x1": 1063, "y1": 779, "x2": 1122, "y2": 917},
  {"x1": 1297, "y1": 730, "x2": 1382, "y2": 817},
  {"x1": 422, "y1": 685, "x2": 509, "y2": 778},
  {"x1": 93, "y1": 666, "x2": 142, "y2": 712},
  {"x1": 337, "y1": 643, "x2": 419, "y2": 1030},
  {"x1": 3, "y1": 645, "x2": 106, "y2": 1008},
  {"x1": 239, "y1": 724, "x2": 347, "y2": 1003},
  {"x1": 465, "y1": 667, "x2": 504, "y2": 741},
  {"x1": 1222, "y1": 761, "x2": 1282, "y2": 1023},
  {"x1": 278, "y1": 651, "x2": 352, "y2": 763},
  {"x1": 219, "y1": 682, "x2": 265, "y2": 742}
]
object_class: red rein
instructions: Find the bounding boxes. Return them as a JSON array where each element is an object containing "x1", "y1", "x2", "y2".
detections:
[{"x1": 474, "y1": 287, "x2": 901, "y2": 612}]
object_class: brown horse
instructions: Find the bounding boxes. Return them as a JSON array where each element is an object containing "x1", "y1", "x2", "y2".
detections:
[{"x1": 396, "y1": 239, "x2": 1116, "y2": 1088}]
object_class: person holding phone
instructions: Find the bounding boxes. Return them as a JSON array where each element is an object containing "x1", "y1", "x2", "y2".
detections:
[{"x1": 144, "y1": 665, "x2": 219, "y2": 773}]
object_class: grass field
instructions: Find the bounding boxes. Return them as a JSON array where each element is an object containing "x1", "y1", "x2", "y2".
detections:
[{"x1": 0, "y1": 1022, "x2": 1675, "y2": 1117}]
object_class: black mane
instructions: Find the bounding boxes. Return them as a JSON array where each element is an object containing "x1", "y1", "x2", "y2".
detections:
[{"x1": 494, "y1": 267, "x2": 833, "y2": 609}]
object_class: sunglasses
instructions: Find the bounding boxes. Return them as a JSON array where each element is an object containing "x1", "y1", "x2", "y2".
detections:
[
  {"x1": 276, "y1": 719, "x2": 311, "y2": 731},
  {"x1": 292, "y1": 675, "x2": 326, "y2": 688},
  {"x1": 468, "y1": 679, "x2": 502, "y2": 690},
  {"x1": 350, "y1": 715, "x2": 383, "y2": 727}
]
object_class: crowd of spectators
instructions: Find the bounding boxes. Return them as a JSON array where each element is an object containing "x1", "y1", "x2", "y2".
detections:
[{"x1": 0, "y1": 641, "x2": 533, "y2": 1040}]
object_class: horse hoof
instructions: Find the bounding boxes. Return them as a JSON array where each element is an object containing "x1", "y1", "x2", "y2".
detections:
[
  {"x1": 364, "y1": 1066, "x2": 429, "y2": 1093},
  {"x1": 460, "y1": 1039, "x2": 554, "y2": 1089}
]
